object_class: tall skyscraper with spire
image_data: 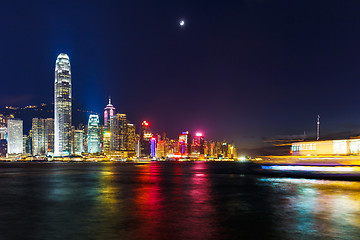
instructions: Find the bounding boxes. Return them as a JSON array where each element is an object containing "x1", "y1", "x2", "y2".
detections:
[
  {"x1": 54, "y1": 53, "x2": 72, "y2": 157},
  {"x1": 104, "y1": 97, "x2": 115, "y2": 130}
]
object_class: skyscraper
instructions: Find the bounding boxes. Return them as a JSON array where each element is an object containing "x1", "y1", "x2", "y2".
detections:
[
  {"x1": 7, "y1": 119, "x2": 23, "y2": 154},
  {"x1": 45, "y1": 118, "x2": 54, "y2": 155},
  {"x1": 88, "y1": 114, "x2": 100, "y2": 153},
  {"x1": 54, "y1": 53, "x2": 72, "y2": 157},
  {"x1": 110, "y1": 114, "x2": 127, "y2": 151},
  {"x1": 140, "y1": 121, "x2": 152, "y2": 157},
  {"x1": 126, "y1": 123, "x2": 136, "y2": 152},
  {"x1": 193, "y1": 132, "x2": 205, "y2": 154},
  {"x1": 32, "y1": 118, "x2": 46, "y2": 156},
  {"x1": 179, "y1": 131, "x2": 192, "y2": 156},
  {"x1": 104, "y1": 98, "x2": 115, "y2": 131},
  {"x1": 73, "y1": 130, "x2": 84, "y2": 155}
]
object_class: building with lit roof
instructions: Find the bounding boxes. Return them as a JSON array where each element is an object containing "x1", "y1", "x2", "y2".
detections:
[
  {"x1": 104, "y1": 98, "x2": 115, "y2": 131},
  {"x1": 54, "y1": 53, "x2": 72, "y2": 156}
]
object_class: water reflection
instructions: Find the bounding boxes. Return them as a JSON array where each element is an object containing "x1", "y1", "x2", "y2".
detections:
[
  {"x1": 1, "y1": 163, "x2": 360, "y2": 240},
  {"x1": 259, "y1": 178, "x2": 360, "y2": 239}
]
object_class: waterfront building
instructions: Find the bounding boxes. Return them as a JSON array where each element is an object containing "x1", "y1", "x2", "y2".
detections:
[
  {"x1": 103, "y1": 132, "x2": 111, "y2": 153},
  {"x1": 54, "y1": 53, "x2": 72, "y2": 157},
  {"x1": 73, "y1": 130, "x2": 84, "y2": 155},
  {"x1": 193, "y1": 132, "x2": 205, "y2": 154},
  {"x1": 7, "y1": 119, "x2": 23, "y2": 154},
  {"x1": 179, "y1": 131, "x2": 192, "y2": 156},
  {"x1": 140, "y1": 121, "x2": 152, "y2": 157},
  {"x1": 156, "y1": 140, "x2": 167, "y2": 158},
  {"x1": 151, "y1": 137, "x2": 157, "y2": 158},
  {"x1": 110, "y1": 114, "x2": 127, "y2": 151},
  {"x1": 127, "y1": 123, "x2": 136, "y2": 152},
  {"x1": 32, "y1": 118, "x2": 46, "y2": 156},
  {"x1": 23, "y1": 134, "x2": 31, "y2": 155},
  {"x1": 87, "y1": 114, "x2": 100, "y2": 153},
  {"x1": 45, "y1": 118, "x2": 54, "y2": 155},
  {"x1": 104, "y1": 98, "x2": 115, "y2": 131}
]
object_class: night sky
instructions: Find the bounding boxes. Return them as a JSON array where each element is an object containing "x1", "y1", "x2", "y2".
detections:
[{"x1": 1, "y1": 0, "x2": 360, "y2": 149}]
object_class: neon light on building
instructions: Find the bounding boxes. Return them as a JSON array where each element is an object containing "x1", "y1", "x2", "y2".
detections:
[{"x1": 151, "y1": 137, "x2": 156, "y2": 158}]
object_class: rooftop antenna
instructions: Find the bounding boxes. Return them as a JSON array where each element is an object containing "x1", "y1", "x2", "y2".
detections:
[
  {"x1": 109, "y1": 96, "x2": 111, "y2": 104},
  {"x1": 317, "y1": 115, "x2": 320, "y2": 140}
]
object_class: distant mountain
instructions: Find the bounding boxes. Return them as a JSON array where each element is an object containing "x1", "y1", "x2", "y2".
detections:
[{"x1": 0, "y1": 100, "x2": 100, "y2": 134}]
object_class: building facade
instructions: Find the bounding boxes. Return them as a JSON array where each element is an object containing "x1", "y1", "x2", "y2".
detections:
[
  {"x1": 104, "y1": 98, "x2": 115, "y2": 131},
  {"x1": 88, "y1": 114, "x2": 100, "y2": 153},
  {"x1": 32, "y1": 118, "x2": 46, "y2": 156},
  {"x1": 7, "y1": 119, "x2": 23, "y2": 154},
  {"x1": 73, "y1": 130, "x2": 84, "y2": 155},
  {"x1": 54, "y1": 53, "x2": 72, "y2": 156}
]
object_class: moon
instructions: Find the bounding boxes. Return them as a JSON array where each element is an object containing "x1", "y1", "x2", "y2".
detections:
[{"x1": 179, "y1": 20, "x2": 185, "y2": 26}]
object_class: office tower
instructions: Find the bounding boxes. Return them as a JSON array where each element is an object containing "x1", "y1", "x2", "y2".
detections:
[
  {"x1": 73, "y1": 130, "x2": 84, "y2": 155},
  {"x1": 193, "y1": 132, "x2": 205, "y2": 154},
  {"x1": 104, "y1": 97, "x2": 115, "y2": 131},
  {"x1": 32, "y1": 118, "x2": 46, "y2": 156},
  {"x1": 103, "y1": 132, "x2": 111, "y2": 153},
  {"x1": 140, "y1": 121, "x2": 152, "y2": 157},
  {"x1": 228, "y1": 144, "x2": 237, "y2": 159},
  {"x1": 78, "y1": 123, "x2": 88, "y2": 153},
  {"x1": 7, "y1": 119, "x2": 23, "y2": 154},
  {"x1": 54, "y1": 53, "x2": 72, "y2": 156},
  {"x1": 127, "y1": 123, "x2": 135, "y2": 152},
  {"x1": 135, "y1": 134, "x2": 141, "y2": 157},
  {"x1": 23, "y1": 134, "x2": 31, "y2": 155},
  {"x1": 179, "y1": 131, "x2": 191, "y2": 156},
  {"x1": 151, "y1": 137, "x2": 157, "y2": 158},
  {"x1": 110, "y1": 114, "x2": 127, "y2": 151},
  {"x1": 156, "y1": 140, "x2": 167, "y2": 158},
  {"x1": 45, "y1": 118, "x2": 54, "y2": 155},
  {"x1": 88, "y1": 114, "x2": 100, "y2": 153}
]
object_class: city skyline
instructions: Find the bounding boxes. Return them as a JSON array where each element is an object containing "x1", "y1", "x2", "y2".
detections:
[{"x1": 2, "y1": 1, "x2": 360, "y2": 150}]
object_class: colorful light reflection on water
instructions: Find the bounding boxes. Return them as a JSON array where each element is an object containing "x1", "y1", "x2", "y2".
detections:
[{"x1": 0, "y1": 162, "x2": 360, "y2": 239}]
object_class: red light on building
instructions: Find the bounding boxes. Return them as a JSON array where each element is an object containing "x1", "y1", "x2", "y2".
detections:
[
  {"x1": 142, "y1": 121, "x2": 149, "y2": 126},
  {"x1": 195, "y1": 132, "x2": 203, "y2": 137}
]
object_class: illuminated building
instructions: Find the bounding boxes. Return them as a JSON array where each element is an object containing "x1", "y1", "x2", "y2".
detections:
[
  {"x1": 179, "y1": 131, "x2": 191, "y2": 156},
  {"x1": 0, "y1": 127, "x2": 7, "y2": 140},
  {"x1": 140, "y1": 121, "x2": 152, "y2": 157},
  {"x1": 54, "y1": 53, "x2": 72, "y2": 157},
  {"x1": 103, "y1": 132, "x2": 111, "y2": 153},
  {"x1": 73, "y1": 130, "x2": 84, "y2": 155},
  {"x1": 87, "y1": 114, "x2": 100, "y2": 153},
  {"x1": 156, "y1": 140, "x2": 167, "y2": 158},
  {"x1": 193, "y1": 132, "x2": 205, "y2": 154},
  {"x1": 127, "y1": 123, "x2": 136, "y2": 152},
  {"x1": 45, "y1": 118, "x2": 54, "y2": 155},
  {"x1": 32, "y1": 118, "x2": 46, "y2": 156},
  {"x1": 0, "y1": 139, "x2": 7, "y2": 157},
  {"x1": 7, "y1": 119, "x2": 23, "y2": 154},
  {"x1": 110, "y1": 114, "x2": 127, "y2": 151},
  {"x1": 104, "y1": 97, "x2": 115, "y2": 131},
  {"x1": 151, "y1": 137, "x2": 157, "y2": 158}
]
